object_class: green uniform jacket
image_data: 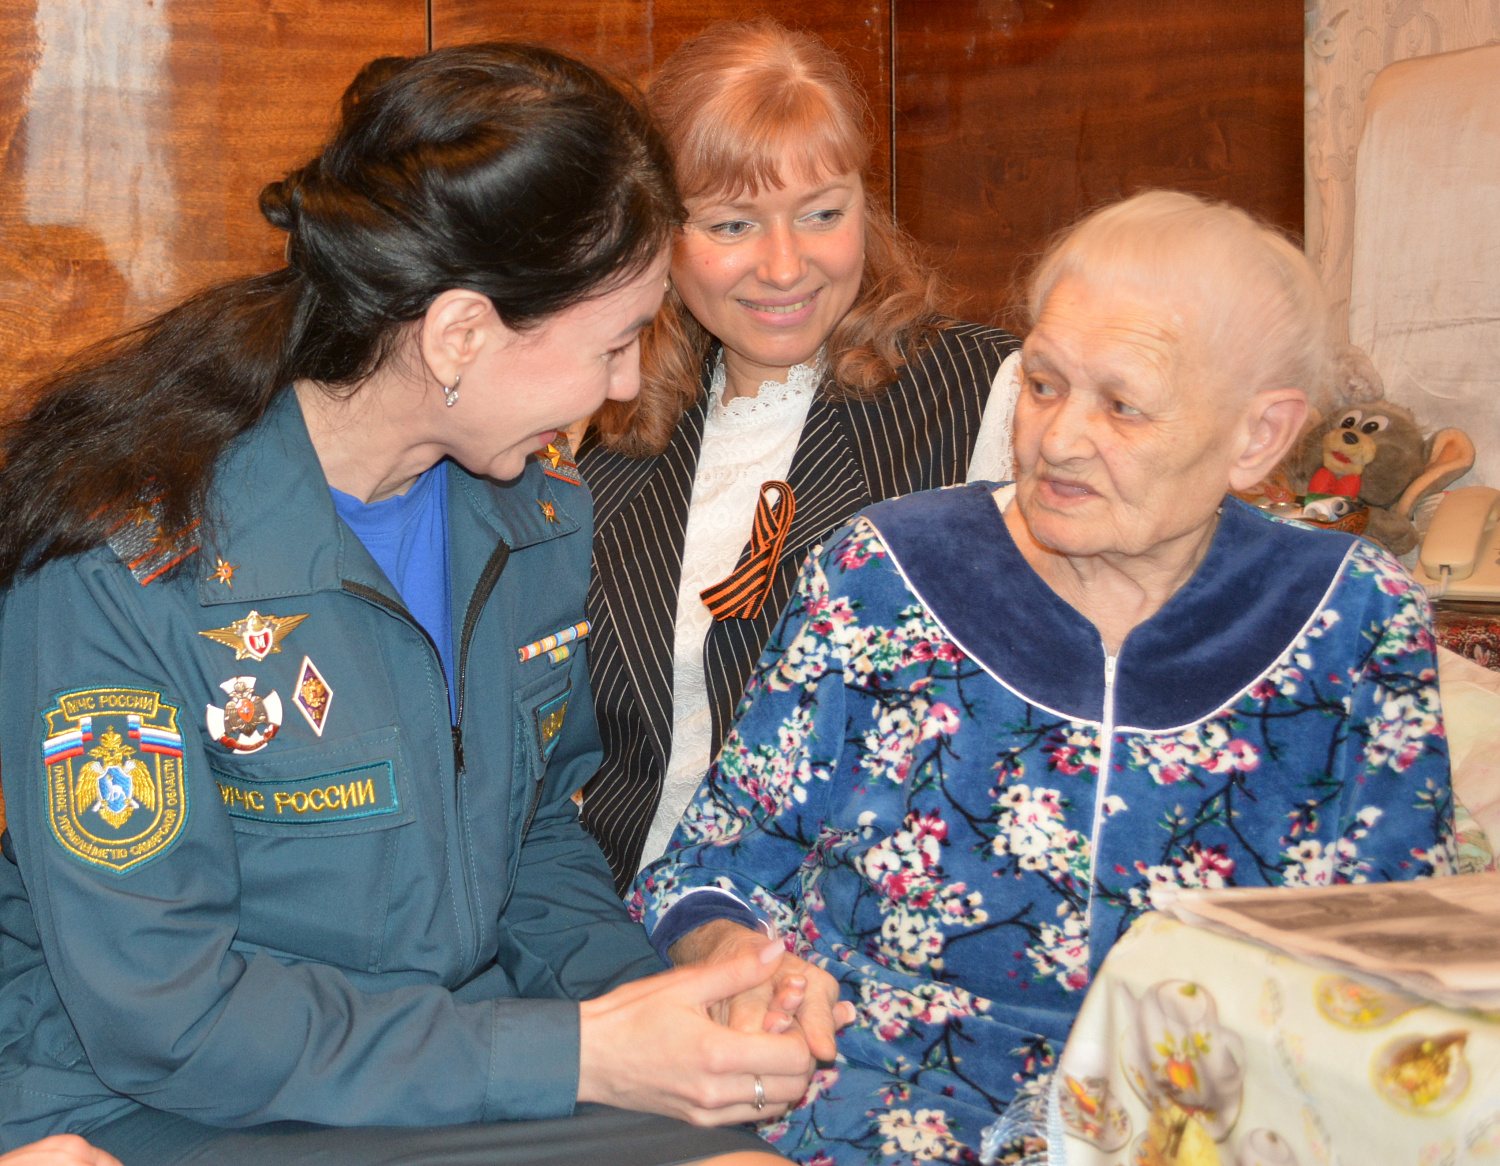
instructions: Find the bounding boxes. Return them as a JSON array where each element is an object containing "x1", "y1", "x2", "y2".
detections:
[{"x1": 0, "y1": 390, "x2": 663, "y2": 1147}]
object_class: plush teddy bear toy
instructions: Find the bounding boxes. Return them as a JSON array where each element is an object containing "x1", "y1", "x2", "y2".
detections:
[
  {"x1": 1285, "y1": 401, "x2": 1473, "y2": 555},
  {"x1": 1287, "y1": 403, "x2": 1428, "y2": 552},
  {"x1": 1246, "y1": 343, "x2": 1475, "y2": 554}
]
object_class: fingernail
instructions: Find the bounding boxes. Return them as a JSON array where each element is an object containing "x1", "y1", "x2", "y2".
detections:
[{"x1": 759, "y1": 939, "x2": 784, "y2": 963}]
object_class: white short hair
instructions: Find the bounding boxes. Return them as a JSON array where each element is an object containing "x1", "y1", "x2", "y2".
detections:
[{"x1": 1028, "y1": 190, "x2": 1331, "y2": 406}]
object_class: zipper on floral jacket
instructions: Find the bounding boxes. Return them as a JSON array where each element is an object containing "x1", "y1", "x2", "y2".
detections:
[{"x1": 1085, "y1": 652, "x2": 1118, "y2": 940}]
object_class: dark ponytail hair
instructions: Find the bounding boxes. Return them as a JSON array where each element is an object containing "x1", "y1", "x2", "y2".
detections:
[{"x1": 0, "y1": 43, "x2": 680, "y2": 586}]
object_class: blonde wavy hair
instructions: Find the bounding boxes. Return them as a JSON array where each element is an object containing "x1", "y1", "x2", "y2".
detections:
[{"x1": 590, "y1": 19, "x2": 948, "y2": 457}]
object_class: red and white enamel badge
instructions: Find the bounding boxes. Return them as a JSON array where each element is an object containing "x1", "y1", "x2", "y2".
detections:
[
  {"x1": 206, "y1": 676, "x2": 283, "y2": 753},
  {"x1": 198, "y1": 610, "x2": 308, "y2": 662}
]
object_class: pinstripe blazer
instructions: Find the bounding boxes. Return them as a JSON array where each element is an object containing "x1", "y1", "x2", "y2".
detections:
[{"x1": 577, "y1": 321, "x2": 1019, "y2": 890}]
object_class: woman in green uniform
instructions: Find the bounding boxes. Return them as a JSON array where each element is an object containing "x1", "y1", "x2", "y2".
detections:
[{"x1": 0, "y1": 43, "x2": 806, "y2": 1166}]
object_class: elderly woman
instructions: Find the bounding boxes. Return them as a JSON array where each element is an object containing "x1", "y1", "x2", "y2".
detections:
[
  {"x1": 633, "y1": 192, "x2": 1456, "y2": 1164},
  {"x1": 578, "y1": 19, "x2": 1022, "y2": 891}
]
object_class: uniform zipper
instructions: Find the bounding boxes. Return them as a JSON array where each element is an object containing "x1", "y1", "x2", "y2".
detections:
[
  {"x1": 342, "y1": 542, "x2": 509, "y2": 979},
  {"x1": 1084, "y1": 652, "x2": 1118, "y2": 935},
  {"x1": 342, "y1": 539, "x2": 508, "y2": 779},
  {"x1": 451, "y1": 542, "x2": 511, "y2": 774}
]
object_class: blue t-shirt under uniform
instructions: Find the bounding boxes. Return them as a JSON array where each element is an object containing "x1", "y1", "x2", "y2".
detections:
[{"x1": 331, "y1": 462, "x2": 455, "y2": 715}]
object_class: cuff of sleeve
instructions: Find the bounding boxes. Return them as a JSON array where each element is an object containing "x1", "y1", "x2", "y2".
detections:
[
  {"x1": 482, "y1": 997, "x2": 580, "y2": 1121},
  {"x1": 651, "y1": 889, "x2": 764, "y2": 963}
]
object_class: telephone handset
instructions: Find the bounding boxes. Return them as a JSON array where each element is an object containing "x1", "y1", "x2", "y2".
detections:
[{"x1": 1411, "y1": 486, "x2": 1500, "y2": 601}]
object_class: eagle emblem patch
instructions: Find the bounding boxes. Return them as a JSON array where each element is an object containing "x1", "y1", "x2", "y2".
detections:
[{"x1": 41, "y1": 688, "x2": 188, "y2": 873}]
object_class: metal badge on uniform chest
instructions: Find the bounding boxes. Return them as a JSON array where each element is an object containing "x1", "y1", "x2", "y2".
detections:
[
  {"x1": 293, "y1": 656, "x2": 333, "y2": 736},
  {"x1": 206, "y1": 557, "x2": 238, "y2": 587},
  {"x1": 198, "y1": 610, "x2": 308, "y2": 662},
  {"x1": 206, "y1": 677, "x2": 283, "y2": 753}
]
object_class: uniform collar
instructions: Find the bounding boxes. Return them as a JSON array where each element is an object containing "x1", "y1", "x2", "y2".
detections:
[{"x1": 196, "y1": 389, "x2": 579, "y2": 606}]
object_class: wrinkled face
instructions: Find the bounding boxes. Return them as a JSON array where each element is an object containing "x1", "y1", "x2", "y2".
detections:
[
  {"x1": 1014, "y1": 275, "x2": 1248, "y2": 560},
  {"x1": 671, "y1": 167, "x2": 865, "y2": 382},
  {"x1": 451, "y1": 255, "x2": 669, "y2": 481}
]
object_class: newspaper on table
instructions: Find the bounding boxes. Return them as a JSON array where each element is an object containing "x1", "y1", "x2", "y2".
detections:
[{"x1": 1158, "y1": 871, "x2": 1500, "y2": 1013}]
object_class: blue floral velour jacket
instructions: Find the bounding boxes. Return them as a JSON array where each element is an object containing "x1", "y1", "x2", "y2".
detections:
[{"x1": 633, "y1": 483, "x2": 1456, "y2": 1166}]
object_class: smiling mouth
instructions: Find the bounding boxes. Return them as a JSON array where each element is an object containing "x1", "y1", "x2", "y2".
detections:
[{"x1": 739, "y1": 290, "x2": 818, "y2": 314}]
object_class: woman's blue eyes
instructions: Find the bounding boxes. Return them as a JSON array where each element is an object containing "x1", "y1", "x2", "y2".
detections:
[{"x1": 707, "y1": 210, "x2": 844, "y2": 237}]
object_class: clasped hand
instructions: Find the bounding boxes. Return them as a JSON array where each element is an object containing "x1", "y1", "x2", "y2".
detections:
[
  {"x1": 0, "y1": 1137, "x2": 122, "y2": 1166},
  {"x1": 577, "y1": 922, "x2": 855, "y2": 1126}
]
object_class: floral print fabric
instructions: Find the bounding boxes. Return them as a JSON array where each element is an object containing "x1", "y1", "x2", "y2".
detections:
[
  {"x1": 1057, "y1": 913, "x2": 1500, "y2": 1166},
  {"x1": 634, "y1": 500, "x2": 1454, "y2": 1165}
]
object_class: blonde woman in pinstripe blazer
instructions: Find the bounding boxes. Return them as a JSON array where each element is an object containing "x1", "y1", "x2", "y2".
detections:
[{"x1": 577, "y1": 20, "x2": 1021, "y2": 892}]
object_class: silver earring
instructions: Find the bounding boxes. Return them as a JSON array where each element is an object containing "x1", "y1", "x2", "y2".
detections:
[{"x1": 444, "y1": 373, "x2": 461, "y2": 408}]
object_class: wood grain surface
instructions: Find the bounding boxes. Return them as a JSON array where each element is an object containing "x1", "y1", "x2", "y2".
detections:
[
  {"x1": 0, "y1": 0, "x2": 423, "y2": 400},
  {"x1": 894, "y1": 0, "x2": 1305, "y2": 328},
  {"x1": 431, "y1": 0, "x2": 893, "y2": 198},
  {"x1": 0, "y1": 0, "x2": 1304, "y2": 397}
]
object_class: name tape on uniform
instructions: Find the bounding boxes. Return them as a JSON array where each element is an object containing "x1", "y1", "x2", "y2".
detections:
[{"x1": 211, "y1": 760, "x2": 399, "y2": 824}]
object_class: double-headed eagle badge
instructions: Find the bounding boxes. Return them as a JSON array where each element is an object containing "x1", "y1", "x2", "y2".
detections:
[{"x1": 75, "y1": 728, "x2": 156, "y2": 829}]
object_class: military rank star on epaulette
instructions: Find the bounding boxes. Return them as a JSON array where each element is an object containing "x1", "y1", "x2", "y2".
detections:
[
  {"x1": 106, "y1": 500, "x2": 201, "y2": 586},
  {"x1": 539, "y1": 435, "x2": 583, "y2": 486}
]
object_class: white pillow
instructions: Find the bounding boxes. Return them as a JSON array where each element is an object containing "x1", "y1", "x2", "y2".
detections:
[{"x1": 1437, "y1": 646, "x2": 1500, "y2": 871}]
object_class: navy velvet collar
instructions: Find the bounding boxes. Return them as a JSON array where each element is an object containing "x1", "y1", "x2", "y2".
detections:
[{"x1": 863, "y1": 484, "x2": 1356, "y2": 729}]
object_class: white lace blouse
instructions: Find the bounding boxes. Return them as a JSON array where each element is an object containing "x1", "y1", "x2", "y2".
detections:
[{"x1": 638, "y1": 349, "x2": 1023, "y2": 869}]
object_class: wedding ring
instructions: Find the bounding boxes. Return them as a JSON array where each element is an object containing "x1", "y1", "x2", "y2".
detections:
[{"x1": 753, "y1": 1075, "x2": 766, "y2": 1110}]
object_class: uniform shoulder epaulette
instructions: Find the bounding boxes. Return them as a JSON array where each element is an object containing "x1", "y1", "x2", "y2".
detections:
[
  {"x1": 106, "y1": 500, "x2": 201, "y2": 586},
  {"x1": 538, "y1": 436, "x2": 583, "y2": 486}
]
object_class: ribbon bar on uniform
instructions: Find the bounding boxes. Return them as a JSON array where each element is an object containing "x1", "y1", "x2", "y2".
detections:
[
  {"x1": 700, "y1": 480, "x2": 797, "y2": 621},
  {"x1": 519, "y1": 620, "x2": 591, "y2": 662}
]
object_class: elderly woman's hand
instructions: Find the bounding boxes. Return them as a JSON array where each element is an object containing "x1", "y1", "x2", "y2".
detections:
[
  {"x1": 0, "y1": 1137, "x2": 123, "y2": 1166},
  {"x1": 577, "y1": 944, "x2": 821, "y2": 1124},
  {"x1": 670, "y1": 921, "x2": 856, "y2": 1061}
]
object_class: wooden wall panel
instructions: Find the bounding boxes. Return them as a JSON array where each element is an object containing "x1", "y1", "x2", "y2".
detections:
[
  {"x1": 0, "y1": 0, "x2": 424, "y2": 399},
  {"x1": 894, "y1": 0, "x2": 1305, "y2": 328},
  {"x1": 431, "y1": 0, "x2": 892, "y2": 194}
]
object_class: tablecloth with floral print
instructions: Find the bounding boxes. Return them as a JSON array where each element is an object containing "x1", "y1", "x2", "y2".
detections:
[{"x1": 1052, "y1": 912, "x2": 1500, "y2": 1166}]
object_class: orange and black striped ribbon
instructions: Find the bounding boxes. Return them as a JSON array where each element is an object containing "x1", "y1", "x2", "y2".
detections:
[{"x1": 700, "y1": 480, "x2": 797, "y2": 621}]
